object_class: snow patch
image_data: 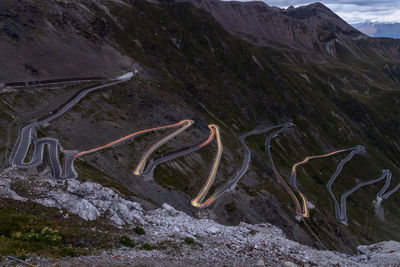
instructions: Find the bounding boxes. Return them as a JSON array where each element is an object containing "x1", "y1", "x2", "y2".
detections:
[{"x1": 116, "y1": 70, "x2": 136, "y2": 81}]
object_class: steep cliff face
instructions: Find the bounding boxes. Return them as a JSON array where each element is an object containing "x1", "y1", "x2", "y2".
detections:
[{"x1": 1, "y1": 0, "x2": 400, "y2": 256}]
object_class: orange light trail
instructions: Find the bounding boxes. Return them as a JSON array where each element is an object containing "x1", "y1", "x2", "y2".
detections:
[
  {"x1": 195, "y1": 197, "x2": 215, "y2": 207},
  {"x1": 290, "y1": 149, "x2": 348, "y2": 218},
  {"x1": 73, "y1": 120, "x2": 189, "y2": 159},
  {"x1": 291, "y1": 150, "x2": 347, "y2": 174},
  {"x1": 270, "y1": 162, "x2": 305, "y2": 216},
  {"x1": 191, "y1": 124, "x2": 223, "y2": 207},
  {"x1": 133, "y1": 120, "x2": 193, "y2": 175},
  {"x1": 199, "y1": 125, "x2": 215, "y2": 147}
]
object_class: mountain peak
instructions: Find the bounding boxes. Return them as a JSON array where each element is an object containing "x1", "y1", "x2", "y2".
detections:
[
  {"x1": 308, "y1": 2, "x2": 330, "y2": 9},
  {"x1": 180, "y1": 0, "x2": 362, "y2": 49}
]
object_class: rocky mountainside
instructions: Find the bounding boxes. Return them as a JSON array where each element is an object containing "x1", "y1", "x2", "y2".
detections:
[
  {"x1": 178, "y1": 0, "x2": 362, "y2": 49},
  {"x1": 353, "y1": 22, "x2": 400, "y2": 39},
  {"x1": 0, "y1": 0, "x2": 132, "y2": 82},
  {"x1": 1, "y1": 0, "x2": 400, "y2": 263},
  {"x1": 1, "y1": 168, "x2": 400, "y2": 266}
]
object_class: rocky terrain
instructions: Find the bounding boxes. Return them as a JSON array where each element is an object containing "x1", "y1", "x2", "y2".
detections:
[
  {"x1": 178, "y1": 0, "x2": 362, "y2": 50},
  {"x1": 0, "y1": 0, "x2": 133, "y2": 82},
  {"x1": 1, "y1": 167, "x2": 400, "y2": 266},
  {"x1": 1, "y1": 0, "x2": 400, "y2": 263}
]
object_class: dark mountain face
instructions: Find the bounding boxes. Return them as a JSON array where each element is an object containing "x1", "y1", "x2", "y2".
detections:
[
  {"x1": 0, "y1": 0, "x2": 133, "y2": 82},
  {"x1": 1, "y1": 0, "x2": 400, "y2": 254}
]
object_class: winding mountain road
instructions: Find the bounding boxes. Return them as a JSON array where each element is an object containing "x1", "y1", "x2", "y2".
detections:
[
  {"x1": 191, "y1": 125, "x2": 223, "y2": 207},
  {"x1": 326, "y1": 145, "x2": 365, "y2": 221},
  {"x1": 339, "y1": 170, "x2": 391, "y2": 223},
  {"x1": 265, "y1": 127, "x2": 399, "y2": 222},
  {"x1": 133, "y1": 120, "x2": 194, "y2": 175},
  {"x1": 289, "y1": 146, "x2": 365, "y2": 218},
  {"x1": 192, "y1": 124, "x2": 296, "y2": 208},
  {"x1": 10, "y1": 72, "x2": 136, "y2": 179},
  {"x1": 8, "y1": 72, "x2": 399, "y2": 221},
  {"x1": 141, "y1": 125, "x2": 217, "y2": 176},
  {"x1": 264, "y1": 123, "x2": 310, "y2": 217}
]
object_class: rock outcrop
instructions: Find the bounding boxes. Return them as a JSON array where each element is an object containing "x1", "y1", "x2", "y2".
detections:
[{"x1": 1, "y1": 168, "x2": 400, "y2": 266}]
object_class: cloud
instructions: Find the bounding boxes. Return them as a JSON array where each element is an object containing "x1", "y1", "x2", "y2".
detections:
[{"x1": 234, "y1": 0, "x2": 400, "y2": 23}]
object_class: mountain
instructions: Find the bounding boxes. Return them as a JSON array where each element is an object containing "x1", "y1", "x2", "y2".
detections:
[
  {"x1": 0, "y1": 0, "x2": 133, "y2": 82},
  {"x1": 1, "y1": 0, "x2": 400, "y2": 262},
  {"x1": 179, "y1": 0, "x2": 363, "y2": 49},
  {"x1": 353, "y1": 22, "x2": 400, "y2": 39}
]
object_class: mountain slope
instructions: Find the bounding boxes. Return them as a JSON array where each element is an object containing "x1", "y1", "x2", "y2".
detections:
[
  {"x1": 178, "y1": 0, "x2": 363, "y2": 50},
  {"x1": 1, "y1": 0, "x2": 400, "y2": 255},
  {"x1": 0, "y1": 0, "x2": 133, "y2": 82}
]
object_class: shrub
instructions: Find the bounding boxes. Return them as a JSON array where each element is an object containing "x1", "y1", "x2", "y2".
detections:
[
  {"x1": 184, "y1": 237, "x2": 195, "y2": 245},
  {"x1": 16, "y1": 249, "x2": 27, "y2": 260},
  {"x1": 12, "y1": 227, "x2": 62, "y2": 245},
  {"x1": 0, "y1": 208, "x2": 34, "y2": 237},
  {"x1": 120, "y1": 235, "x2": 135, "y2": 248},
  {"x1": 63, "y1": 245, "x2": 77, "y2": 257},
  {"x1": 141, "y1": 242, "x2": 153, "y2": 250},
  {"x1": 133, "y1": 226, "x2": 146, "y2": 235}
]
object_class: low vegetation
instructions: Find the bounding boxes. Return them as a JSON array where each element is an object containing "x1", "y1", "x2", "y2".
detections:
[
  {"x1": 133, "y1": 226, "x2": 146, "y2": 235},
  {"x1": 0, "y1": 201, "x2": 117, "y2": 258},
  {"x1": 120, "y1": 235, "x2": 135, "y2": 248},
  {"x1": 141, "y1": 242, "x2": 153, "y2": 250},
  {"x1": 184, "y1": 237, "x2": 195, "y2": 245}
]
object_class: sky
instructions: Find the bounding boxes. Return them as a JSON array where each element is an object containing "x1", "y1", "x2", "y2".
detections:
[{"x1": 240, "y1": 0, "x2": 400, "y2": 24}]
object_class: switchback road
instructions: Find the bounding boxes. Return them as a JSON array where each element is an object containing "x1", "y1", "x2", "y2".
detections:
[{"x1": 10, "y1": 72, "x2": 136, "y2": 179}]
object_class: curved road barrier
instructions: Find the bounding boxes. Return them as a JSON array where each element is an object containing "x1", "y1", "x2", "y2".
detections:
[{"x1": 10, "y1": 72, "x2": 136, "y2": 179}]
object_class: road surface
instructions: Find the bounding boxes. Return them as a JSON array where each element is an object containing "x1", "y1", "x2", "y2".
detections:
[
  {"x1": 191, "y1": 125, "x2": 222, "y2": 207},
  {"x1": 263, "y1": 123, "x2": 311, "y2": 217},
  {"x1": 133, "y1": 120, "x2": 193, "y2": 175},
  {"x1": 326, "y1": 145, "x2": 365, "y2": 221},
  {"x1": 9, "y1": 72, "x2": 400, "y2": 218},
  {"x1": 10, "y1": 72, "x2": 136, "y2": 179},
  {"x1": 141, "y1": 126, "x2": 217, "y2": 176},
  {"x1": 339, "y1": 170, "x2": 391, "y2": 223},
  {"x1": 289, "y1": 147, "x2": 364, "y2": 218},
  {"x1": 192, "y1": 124, "x2": 295, "y2": 208}
]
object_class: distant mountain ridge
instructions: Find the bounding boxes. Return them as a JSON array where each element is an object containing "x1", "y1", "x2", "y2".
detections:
[
  {"x1": 353, "y1": 22, "x2": 400, "y2": 39},
  {"x1": 174, "y1": 0, "x2": 400, "y2": 61},
  {"x1": 175, "y1": 0, "x2": 364, "y2": 49}
]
